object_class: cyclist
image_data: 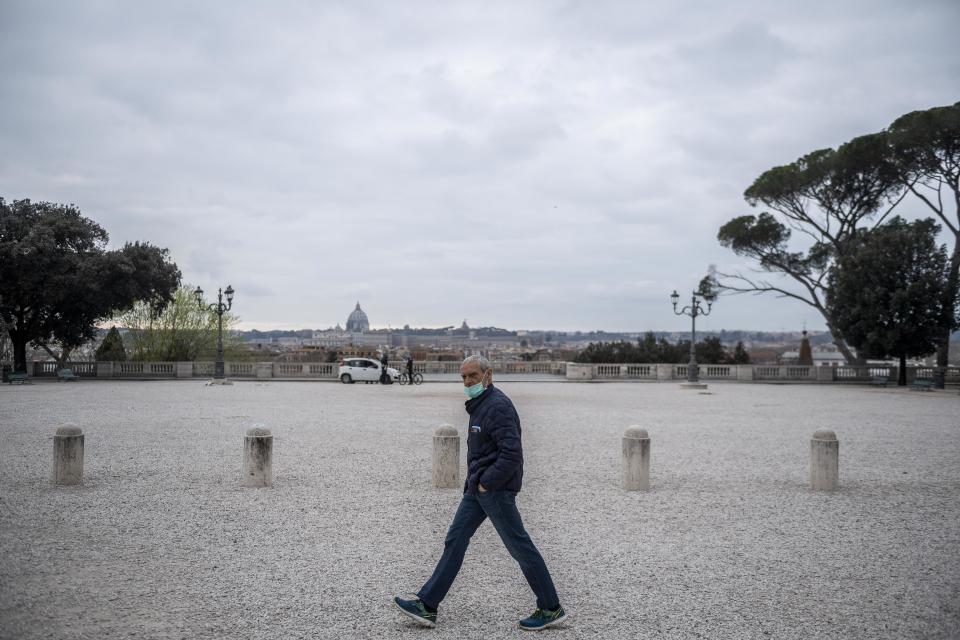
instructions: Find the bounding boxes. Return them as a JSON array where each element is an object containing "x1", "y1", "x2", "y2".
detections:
[{"x1": 406, "y1": 354, "x2": 415, "y2": 385}]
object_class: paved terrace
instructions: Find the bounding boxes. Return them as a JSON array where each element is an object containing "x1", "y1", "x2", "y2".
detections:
[{"x1": 1, "y1": 381, "x2": 958, "y2": 639}]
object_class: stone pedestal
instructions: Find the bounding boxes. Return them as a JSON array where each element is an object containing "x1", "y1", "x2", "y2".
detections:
[
  {"x1": 175, "y1": 362, "x2": 193, "y2": 378},
  {"x1": 736, "y1": 365, "x2": 754, "y2": 381},
  {"x1": 95, "y1": 362, "x2": 114, "y2": 378},
  {"x1": 815, "y1": 365, "x2": 834, "y2": 382},
  {"x1": 656, "y1": 364, "x2": 673, "y2": 381},
  {"x1": 565, "y1": 363, "x2": 593, "y2": 380},
  {"x1": 622, "y1": 427, "x2": 650, "y2": 491},
  {"x1": 255, "y1": 363, "x2": 273, "y2": 380},
  {"x1": 242, "y1": 427, "x2": 273, "y2": 487},
  {"x1": 432, "y1": 425, "x2": 460, "y2": 488},
  {"x1": 53, "y1": 425, "x2": 84, "y2": 485},
  {"x1": 810, "y1": 430, "x2": 839, "y2": 490}
]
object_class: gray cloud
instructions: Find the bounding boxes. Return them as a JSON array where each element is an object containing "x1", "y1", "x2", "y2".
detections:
[{"x1": 1, "y1": 0, "x2": 958, "y2": 332}]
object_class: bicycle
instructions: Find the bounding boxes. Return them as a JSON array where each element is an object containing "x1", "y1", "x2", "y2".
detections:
[{"x1": 398, "y1": 372, "x2": 423, "y2": 385}]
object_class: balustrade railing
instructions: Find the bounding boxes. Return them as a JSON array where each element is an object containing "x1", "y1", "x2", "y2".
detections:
[
  {"x1": 227, "y1": 363, "x2": 254, "y2": 377},
  {"x1": 833, "y1": 366, "x2": 901, "y2": 382},
  {"x1": 624, "y1": 364, "x2": 655, "y2": 378},
  {"x1": 18, "y1": 360, "x2": 960, "y2": 384},
  {"x1": 32, "y1": 361, "x2": 97, "y2": 376}
]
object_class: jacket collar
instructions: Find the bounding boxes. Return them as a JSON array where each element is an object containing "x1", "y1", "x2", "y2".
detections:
[{"x1": 464, "y1": 383, "x2": 495, "y2": 413}]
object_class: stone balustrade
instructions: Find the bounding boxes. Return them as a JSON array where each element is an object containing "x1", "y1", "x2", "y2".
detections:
[{"x1": 22, "y1": 360, "x2": 960, "y2": 385}]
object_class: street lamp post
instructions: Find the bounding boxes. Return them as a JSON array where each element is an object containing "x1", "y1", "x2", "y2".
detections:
[
  {"x1": 195, "y1": 285, "x2": 235, "y2": 380},
  {"x1": 671, "y1": 288, "x2": 716, "y2": 385}
]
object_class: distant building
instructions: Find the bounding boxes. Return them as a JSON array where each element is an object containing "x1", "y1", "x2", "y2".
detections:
[
  {"x1": 346, "y1": 302, "x2": 370, "y2": 333},
  {"x1": 306, "y1": 324, "x2": 350, "y2": 348},
  {"x1": 779, "y1": 347, "x2": 847, "y2": 366}
]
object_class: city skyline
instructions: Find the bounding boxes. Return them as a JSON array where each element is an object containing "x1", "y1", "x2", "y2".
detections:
[
  {"x1": 238, "y1": 300, "x2": 830, "y2": 338},
  {"x1": 2, "y1": 1, "x2": 958, "y2": 333}
]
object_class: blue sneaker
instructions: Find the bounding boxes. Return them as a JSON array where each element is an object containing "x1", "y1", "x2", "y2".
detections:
[
  {"x1": 393, "y1": 595, "x2": 437, "y2": 628},
  {"x1": 519, "y1": 606, "x2": 567, "y2": 631}
]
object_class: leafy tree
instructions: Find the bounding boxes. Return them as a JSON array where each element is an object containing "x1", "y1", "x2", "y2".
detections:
[
  {"x1": 827, "y1": 217, "x2": 953, "y2": 385},
  {"x1": 574, "y1": 340, "x2": 638, "y2": 363},
  {"x1": 887, "y1": 102, "x2": 960, "y2": 384},
  {"x1": 656, "y1": 337, "x2": 685, "y2": 362},
  {"x1": 116, "y1": 285, "x2": 243, "y2": 361},
  {"x1": 695, "y1": 336, "x2": 732, "y2": 364},
  {"x1": 95, "y1": 326, "x2": 127, "y2": 361},
  {"x1": 636, "y1": 332, "x2": 660, "y2": 362},
  {"x1": 732, "y1": 341, "x2": 750, "y2": 364},
  {"x1": 575, "y1": 336, "x2": 734, "y2": 364},
  {"x1": 717, "y1": 135, "x2": 905, "y2": 363},
  {"x1": 0, "y1": 198, "x2": 180, "y2": 371}
]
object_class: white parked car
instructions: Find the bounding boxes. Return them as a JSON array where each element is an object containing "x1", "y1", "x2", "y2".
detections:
[{"x1": 338, "y1": 357, "x2": 400, "y2": 384}]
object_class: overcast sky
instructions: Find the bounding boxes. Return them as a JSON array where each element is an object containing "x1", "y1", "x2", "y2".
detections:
[{"x1": 2, "y1": 1, "x2": 958, "y2": 333}]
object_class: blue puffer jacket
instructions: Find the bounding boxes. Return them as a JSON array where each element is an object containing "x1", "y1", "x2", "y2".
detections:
[{"x1": 464, "y1": 384, "x2": 524, "y2": 494}]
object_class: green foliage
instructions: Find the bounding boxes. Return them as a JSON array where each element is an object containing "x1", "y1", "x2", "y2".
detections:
[
  {"x1": 717, "y1": 212, "x2": 791, "y2": 258},
  {"x1": 0, "y1": 198, "x2": 180, "y2": 371},
  {"x1": 888, "y1": 102, "x2": 960, "y2": 197},
  {"x1": 827, "y1": 217, "x2": 954, "y2": 383},
  {"x1": 575, "y1": 332, "x2": 736, "y2": 364},
  {"x1": 887, "y1": 102, "x2": 960, "y2": 370},
  {"x1": 744, "y1": 137, "x2": 900, "y2": 237},
  {"x1": 116, "y1": 285, "x2": 243, "y2": 361},
  {"x1": 574, "y1": 340, "x2": 638, "y2": 363},
  {"x1": 695, "y1": 336, "x2": 730, "y2": 364},
  {"x1": 724, "y1": 103, "x2": 960, "y2": 370},
  {"x1": 95, "y1": 326, "x2": 127, "y2": 361},
  {"x1": 719, "y1": 129, "x2": 907, "y2": 364},
  {"x1": 732, "y1": 341, "x2": 750, "y2": 364}
]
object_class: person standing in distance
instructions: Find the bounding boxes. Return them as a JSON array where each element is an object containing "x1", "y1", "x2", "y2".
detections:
[
  {"x1": 380, "y1": 351, "x2": 390, "y2": 384},
  {"x1": 393, "y1": 355, "x2": 566, "y2": 631}
]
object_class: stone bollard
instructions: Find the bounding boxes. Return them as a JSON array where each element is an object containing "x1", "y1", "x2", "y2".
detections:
[
  {"x1": 242, "y1": 427, "x2": 273, "y2": 488},
  {"x1": 810, "y1": 429, "x2": 839, "y2": 490},
  {"x1": 622, "y1": 426, "x2": 650, "y2": 491},
  {"x1": 53, "y1": 425, "x2": 84, "y2": 485},
  {"x1": 432, "y1": 425, "x2": 460, "y2": 489}
]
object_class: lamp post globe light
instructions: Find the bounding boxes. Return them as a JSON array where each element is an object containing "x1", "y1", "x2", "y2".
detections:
[
  {"x1": 671, "y1": 287, "x2": 716, "y2": 389},
  {"x1": 195, "y1": 284, "x2": 235, "y2": 382}
]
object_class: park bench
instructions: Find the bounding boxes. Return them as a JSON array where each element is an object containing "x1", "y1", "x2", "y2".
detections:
[
  {"x1": 6, "y1": 372, "x2": 31, "y2": 384},
  {"x1": 869, "y1": 375, "x2": 888, "y2": 387},
  {"x1": 910, "y1": 378, "x2": 934, "y2": 391},
  {"x1": 57, "y1": 368, "x2": 80, "y2": 382}
]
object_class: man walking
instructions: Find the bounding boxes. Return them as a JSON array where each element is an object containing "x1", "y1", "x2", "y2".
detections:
[{"x1": 394, "y1": 355, "x2": 566, "y2": 631}]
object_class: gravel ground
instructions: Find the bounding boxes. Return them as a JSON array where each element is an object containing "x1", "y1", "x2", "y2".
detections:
[{"x1": 1, "y1": 380, "x2": 958, "y2": 640}]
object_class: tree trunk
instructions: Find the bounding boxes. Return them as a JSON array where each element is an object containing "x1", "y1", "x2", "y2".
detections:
[
  {"x1": 9, "y1": 328, "x2": 27, "y2": 373},
  {"x1": 808, "y1": 297, "x2": 861, "y2": 365},
  {"x1": 41, "y1": 343, "x2": 71, "y2": 370},
  {"x1": 899, "y1": 352, "x2": 907, "y2": 386},
  {"x1": 823, "y1": 317, "x2": 860, "y2": 365}
]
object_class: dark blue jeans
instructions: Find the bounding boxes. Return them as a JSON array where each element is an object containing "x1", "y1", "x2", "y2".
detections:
[{"x1": 417, "y1": 490, "x2": 560, "y2": 611}]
